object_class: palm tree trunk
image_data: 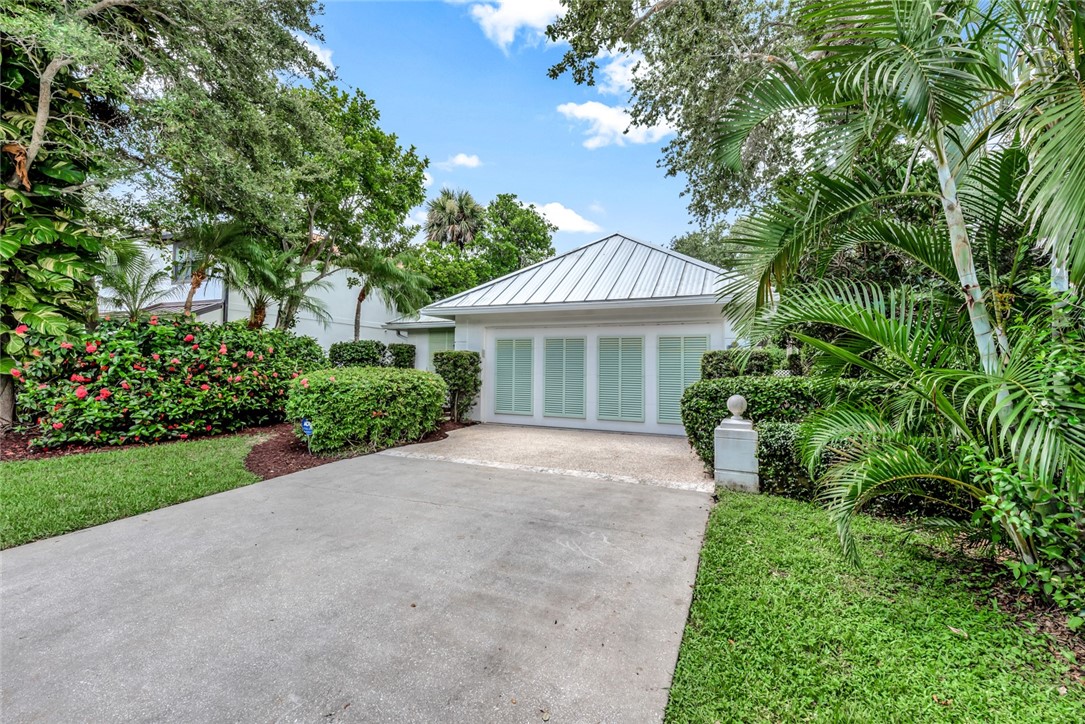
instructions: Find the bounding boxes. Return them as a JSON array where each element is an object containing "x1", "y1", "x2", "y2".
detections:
[
  {"x1": 248, "y1": 301, "x2": 266, "y2": 329},
  {"x1": 183, "y1": 268, "x2": 206, "y2": 315},
  {"x1": 0, "y1": 374, "x2": 14, "y2": 432},
  {"x1": 353, "y1": 286, "x2": 369, "y2": 341},
  {"x1": 933, "y1": 134, "x2": 1003, "y2": 377}
]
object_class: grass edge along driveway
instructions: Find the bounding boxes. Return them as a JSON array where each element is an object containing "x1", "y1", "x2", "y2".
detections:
[
  {"x1": 1, "y1": 435, "x2": 260, "y2": 549},
  {"x1": 666, "y1": 492, "x2": 1084, "y2": 723}
]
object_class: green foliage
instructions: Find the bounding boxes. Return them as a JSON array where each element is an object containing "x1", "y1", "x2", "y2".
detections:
[
  {"x1": 756, "y1": 422, "x2": 815, "y2": 499},
  {"x1": 666, "y1": 493, "x2": 1085, "y2": 722},
  {"x1": 700, "y1": 348, "x2": 785, "y2": 378},
  {"x1": 411, "y1": 193, "x2": 555, "y2": 300},
  {"x1": 1, "y1": 434, "x2": 259, "y2": 549},
  {"x1": 669, "y1": 225, "x2": 738, "y2": 269},
  {"x1": 284, "y1": 367, "x2": 446, "y2": 453},
  {"x1": 680, "y1": 376, "x2": 881, "y2": 468},
  {"x1": 387, "y1": 343, "x2": 416, "y2": 369},
  {"x1": 432, "y1": 350, "x2": 481, "y2": 423},
  {"x1": 12, "y1": 317, "x2": 323, "y2": 447},
  {"x1": 329, "y1": 340, "x2": 386, "y2": 368},
  {"x1": 546, "y1": 0, "x2": 799, "y2": 222}
]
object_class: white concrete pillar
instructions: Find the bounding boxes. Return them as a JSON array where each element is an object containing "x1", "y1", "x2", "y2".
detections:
[{"x1": 714, "y1": 395, "x2": 759, "y2": 493}]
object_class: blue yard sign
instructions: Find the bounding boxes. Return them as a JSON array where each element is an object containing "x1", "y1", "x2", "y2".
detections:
[{"x1": 300, "y1": 418, "x2": 314, "y2": 437}]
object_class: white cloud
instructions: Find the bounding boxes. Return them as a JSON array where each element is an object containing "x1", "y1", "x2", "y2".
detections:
[
  {"x1": 422, "y1": 171, "x2": 434, "y2": 188},
  {"x1": 294, "y1": 33, "x2": 334, "y2": 71},
  {"x1": 556, "y1": 101, "x2": 675, "y2": 149},
  {"x1": 596, "y1": 51, "x2": 643, "y2": 96},
  {"x1": 462, "y1": 0, "x2": 564, "y2": 51},
  {"x1": 530, "y1": 202, "x2": 602, "y2": 233},
  {"x1": 436, "y1": 153, "x2": 482, "y2": 170},
  {"x1": 409, "y1": 209, "x2": 429, "y2": 227},
  {"x1": 588, "y1": 201, "x2": 606, "y2": 215}
]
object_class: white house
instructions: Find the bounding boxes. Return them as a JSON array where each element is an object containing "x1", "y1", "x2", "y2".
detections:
[{"x1": 387, "y1": 233, "x2": 734, "y2": 435}]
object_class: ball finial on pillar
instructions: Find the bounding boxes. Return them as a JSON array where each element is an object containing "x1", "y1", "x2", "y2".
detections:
[{"x1": 727, "y1": 394, "x2": 747, "y2": 419}]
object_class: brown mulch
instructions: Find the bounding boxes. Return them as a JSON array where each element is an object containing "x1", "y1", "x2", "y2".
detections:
[{"x1": 242, "y1": 419, "x2": 474, "y2": 481}]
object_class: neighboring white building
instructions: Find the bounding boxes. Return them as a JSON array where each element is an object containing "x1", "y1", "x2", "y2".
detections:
[{"x1": 387, "y1": 233, "x2": 734, "y2": 436}]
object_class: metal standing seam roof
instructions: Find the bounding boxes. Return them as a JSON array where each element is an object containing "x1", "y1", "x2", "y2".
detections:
[
  {"x1": 422, "y1": 233, "x2": 727, "y2": 314},
  {"x1": 383, "y1": 313, "x2": 456, "y2": 330}
]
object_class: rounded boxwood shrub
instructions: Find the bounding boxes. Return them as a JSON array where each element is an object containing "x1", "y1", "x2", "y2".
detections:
[
  {"x1": 432, "y1": 350, "x2": 481, "y2": 422},
  {"x1": 701, "y1": 348, "x2": 785, "y2": 379},
  {"x1": 284, "y1": 367, "x2": 446, "y2": 453},
  {"x1": 387, "y1": 343, "x2": 416, "y2": 369},
  {"x1": 328, "y1": 339, "x2": 387, "y2": 367},
  {"x1": 13, "y1": 317, "x2": 325, "y2": 447}
]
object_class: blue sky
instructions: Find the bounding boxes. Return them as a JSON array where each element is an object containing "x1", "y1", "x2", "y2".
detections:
[{"x1": 309, "y1": 0, "x2": 693, "y2": 253}]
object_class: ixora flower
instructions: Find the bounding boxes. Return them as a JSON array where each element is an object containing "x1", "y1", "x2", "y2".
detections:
[
  {"x1": 75, "y1": 386, "x2": 88, "y2": 399},
  {"x1": 149, "y1": 316, "x2": 159, "y2": 325},
  {"x1": 246, "y1": 350, "x2": 254, "y2": 358},
  {"x1": 219, "y1": 344, "x2": 228, "y2": 355},
  {"x1": 179, "y1": 433, "x2": 189, "y2": 439},
  {"x1": 52, "y1": 422, "x2": 63, "y2": 430},
  {"x1": 200, "y1": 384, "x2": 210, "y2": 390},
  {"x1": 10, "y1": 368, "x2": 22, "y2": 379},
  {"x1": 184, "y1": 334, "x2": 195, "y2": 342},
  {"x1": 151, "y1": 353, "x2": 160, "y2": 361},
  {"x1": 300, "y1": 378, "x2": 310, "y2": 389},
  {"x1": 121, "y1": 381, "x2": 130, "y2": 390},
  {"x1": 96, "y1": 389, "x2": 112, "y2": 400},
  {"x1": 85, "y1": 342, "x2": 98, "y2": 353},
  {"x1": 14, "y1": 324, "x2": 29, "y2": 336},
  {"x1": 59, "y1": 341, "x2": 73, "y2": 349}
]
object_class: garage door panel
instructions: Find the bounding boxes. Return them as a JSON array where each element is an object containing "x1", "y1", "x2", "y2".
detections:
[
  {"x1": 598, "y1": 336, "x2": 644, "y2": 422},
  {"x1": 544, "y1": 338, "x2": 586, "y2": 418}
]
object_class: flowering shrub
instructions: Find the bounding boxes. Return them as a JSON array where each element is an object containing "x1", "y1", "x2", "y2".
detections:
[
  {"x1": 13, "y1": 317, "x2": 327, "y2": 447},
  {"x1": 284, "y1": 367, "x2": 446, "y2": 453}
]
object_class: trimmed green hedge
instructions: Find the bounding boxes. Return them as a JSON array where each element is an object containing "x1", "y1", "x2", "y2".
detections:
[
  {"x1": 756, "y1": 422, "x2": 814, "y2": 499},
  {"x1": 701, "y1": 348, "x2": 785, "y2": 379},
  {"x1": 284, "y1": 367, "x2": 446, "y2": 453},
  {"x1": 681, "y1": 376, "x2": 884, "y2": 468},
  {"x1": 387, "y1": 343, "x2": 416, "y2": 369},
  {"x1": 329, "y1": 340, "x2": 386, "y2": 367},
  {"x1": 433, "y1": 350, "x2": 481, "y2": 422}
]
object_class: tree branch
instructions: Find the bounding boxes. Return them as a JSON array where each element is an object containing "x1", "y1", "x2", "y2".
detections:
[
  {"x1": 13, "y1": 56, "x2": 73, "y2": 185},
  {"x1": 76, "y1": 0, "x2": 137, "y2": 19}
]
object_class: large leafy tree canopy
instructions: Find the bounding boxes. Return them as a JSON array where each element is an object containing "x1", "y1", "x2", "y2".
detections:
[
  {"x1": 546, "y1": 0, "x2": 798, "y2": 222},
  {"x1": 412, "y1": 193, "x2": 556, "y2": 300}
]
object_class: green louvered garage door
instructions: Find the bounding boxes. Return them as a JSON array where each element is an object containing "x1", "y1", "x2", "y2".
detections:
[
  {"x1": 598, "y1": 336, "x2": 644, "y2": 422},
  {"x1": 494, "y1": 338, "x2": 533, "y2": 415},
  {"x1": 658, "y1": 335, "x2": 708, "y2": 424},
  {"x1": 544, "y1": 337, "x2": 586, "y2": 418}
]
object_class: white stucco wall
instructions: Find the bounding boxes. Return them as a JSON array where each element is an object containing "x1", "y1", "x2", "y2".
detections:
[{"x1": 446, "y1": 304, "x2": 733, "y2": 435}]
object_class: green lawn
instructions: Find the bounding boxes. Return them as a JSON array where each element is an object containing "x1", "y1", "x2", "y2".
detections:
[
  {"x1": 667, "y1": 492, "x2": 1084, "y2": 723},
  {"x1": 1, "y1": 435, "x2": 260, "y2": 549}
]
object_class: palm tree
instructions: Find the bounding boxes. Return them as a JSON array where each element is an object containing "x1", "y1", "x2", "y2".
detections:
[
  {"x1": 710, "y1": 0, "x2": 1084, "y2": 569},
  {"x1": 424, "y1": 188, "x2": 485, "y2": 249},
  {"x1": 98, "y1": 247, "x2": 182, "y2": 322},
  {"x1": 173, "y1": 220, "x2": 266, "y2": 314},
  {"x1": 340, "y1": 246, "x2": 431, "y2": 341}
]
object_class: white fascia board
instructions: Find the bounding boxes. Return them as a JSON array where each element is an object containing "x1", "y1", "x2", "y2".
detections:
[{"x1": 422, "y1": 294, "x2": 726, "y2": 319}]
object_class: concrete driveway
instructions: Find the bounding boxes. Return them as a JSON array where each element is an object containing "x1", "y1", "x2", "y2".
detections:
[
  {"x1": 383, "y1": 424, "x2": 713, "y2": 493},
  {"x1": 1, "y1": 452, "x2": 711, "y2": 722}
]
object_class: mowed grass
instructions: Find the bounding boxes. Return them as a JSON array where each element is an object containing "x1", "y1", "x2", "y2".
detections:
[
  {"x1": 666, "y1": 492, "x2": 1084, "y2": 723},
  {"x1": 1, "y1": 435, "x2": 260, "y2": 549}
]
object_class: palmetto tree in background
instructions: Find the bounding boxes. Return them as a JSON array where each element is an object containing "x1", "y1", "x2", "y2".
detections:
[
  {"x1": 424, "y1": 188, "x2": 485, "y2": 250},
  {"x1": 340, "y1": 245, "x2": 431, "y2": 341},
  {"x1": 98, "y1": 247, "x2": 182, "y2": 322},
  {"x1": 173, "y1": 220, "x2": 267, "y2": 314},
  {"x1": 711, "y1": 0, "x2": 1084, "y2": 593}
]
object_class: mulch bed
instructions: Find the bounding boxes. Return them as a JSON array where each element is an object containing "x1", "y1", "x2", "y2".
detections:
[{"x1": 242, "y1": 419, "x2": 474, "y2": 481}]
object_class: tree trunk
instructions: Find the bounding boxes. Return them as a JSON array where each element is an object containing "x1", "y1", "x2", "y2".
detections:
[
  {"x1": 353, "y1": 286, "x2": 369, "y2": 341},
  {"x1": 934, "y1": 135, "x2": 1003, "y2": 377},
  {"x1": 248, "y1": 301, "x2": 266, "y2": 329},
  {"x1": 183, "y1": 268, "x2": 206, "y2": 315},
  {"x1": 0, "y1": 374, "x2": 14, "y2": 432}
]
